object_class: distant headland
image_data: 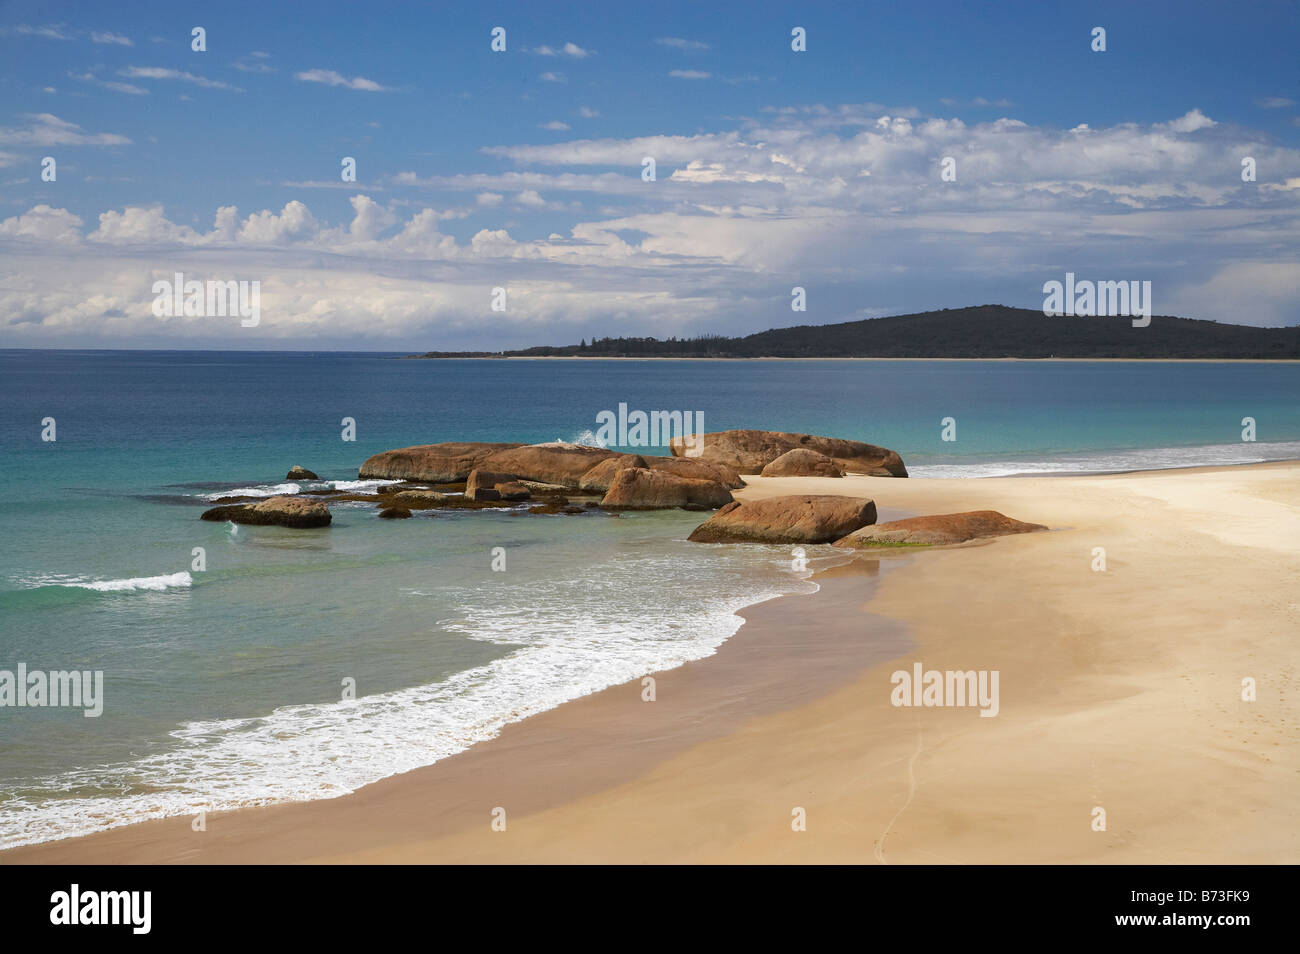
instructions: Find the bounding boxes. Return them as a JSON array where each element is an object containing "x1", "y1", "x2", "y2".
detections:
[{"x1": 407, "y1": 305, "x2": 1300, "y2": 360}]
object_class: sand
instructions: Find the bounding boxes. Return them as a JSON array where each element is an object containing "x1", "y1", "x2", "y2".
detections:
[{"x1": 5, "y1": 462, "x2": 1297, "y2": 864}]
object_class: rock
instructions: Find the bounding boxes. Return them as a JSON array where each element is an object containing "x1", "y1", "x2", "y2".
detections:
[
  {"x1": 641, "y1": 455, "x2": 746, "y2": 489},
  {"x1": 479, "y1": 442, "x2": 621, "y2": 488},
  {"x1": 760, "y1": 448, "x2": 845, "y2": 478},
  {"x1": 378, "y1": 507, "x2": 412, "y2": 519},
  {"x1": 670, "y1": 429, "x2": 907, "y2": 477},
  {"x1": 389, "y1": 490, "x2": 449, "y2": 508},
  {"x1": 358, "y1": 442, "x2": 522, "y2": 482},
  {"x1": 286, "y1": 465, "x2": 319, "y2": 480},
  {"x1": 578, "y1": 455, "x2": 648, "y2": 493},
  {"x1": 200, "y1": 495, "x2": 332, "y2": 529},
  {"x1": 600, "y1": 468, "x2": 734, "y2": 511},
  {"x1": 687, "y1": 495, "x2": 876, "y2": 544},
  {"x1": 466, "y1": 469, "x2": 518, "y2": 501},
  {"x1": 494, "y1": 481, "x2": 532, "y2": 501},
  {"x1": 528, "y1": 497, "x2": 571, "y2": 514},
  {"x1": 516, "y1": 480, "x2": 570, "y2": 495},
  {"x1": 833, "y1": 510, "x2": 1048, "y2": 548}
]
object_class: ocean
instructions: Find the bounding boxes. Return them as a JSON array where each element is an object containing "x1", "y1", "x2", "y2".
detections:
[{"x1": 1, "y1": 351, "x2": 1297, "y2": 848}]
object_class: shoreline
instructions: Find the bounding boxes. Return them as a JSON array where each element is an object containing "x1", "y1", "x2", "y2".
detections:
[
  {"x1": 1, "y1": 557, "x2": 906, "y2": 863},
  {"x1": 4, "y1": 460, "x2": 1297, "y2": 863}
]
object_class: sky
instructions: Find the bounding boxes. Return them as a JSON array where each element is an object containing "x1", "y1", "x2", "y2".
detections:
[{"x1": 1, "y1": 0, "x2": 1298, "y2": 351}]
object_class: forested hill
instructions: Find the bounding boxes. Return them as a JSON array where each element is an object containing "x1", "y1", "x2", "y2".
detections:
[{"x1": 410, "y1": 305, "x2": 1300, "y2": 359}]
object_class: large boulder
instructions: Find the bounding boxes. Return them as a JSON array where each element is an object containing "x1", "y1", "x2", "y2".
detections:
[
  {"x1": 834, "y1": 510, "x2": 1048, "y2": 548},
  {"x1": 760, "y1": 448, "x2": 844, "y2": 478},
  {"x1": 600, "y1": 468, "x2": 733, "y2": 511},
  {"x1": 480, "y1": 442, "x2": 620, "y2": 488},
  {"x1": 358, "y1": 442, "x2": 522, "y2": 482},
  {"x1": 688, "y1": 495, "x2": 876, "y2": 544},
  {"x1": 466, "y1": 469, "x2": 519, "y2": 501},
  {"x1": 378, "y1": 506, "x2": 412, "y2": 519},
  {"x1": 201, "y1": 495, "x2": 332, "y2": 528},
  {"x1": 641, "y1": 455, "x2": 746, "y2": 489},
  {"x1": 670, "y1": 429, "x2": 907, "y2": 477},
  {"x1": 286, "y1": 465, "x2": 319, "y2": 480},
  {"x1": 578, "y1": 455, "x2": 648, "y2": 493}
]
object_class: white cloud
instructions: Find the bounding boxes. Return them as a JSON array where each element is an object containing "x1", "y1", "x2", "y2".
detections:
[
  {"x1": 1256, "y1": 97, "x2": 1296, "y2": 109},
  {"x1": 0, "y1": 205, "x2": 84, "y2": 242},
  {"x1": 670, "y1": 70, "x2": 711, "y2": 80},
  {"x1": 0, "y1": 113, "x2": 130, "y2": 146},
  {"x1": 539, "y1": 120, "x2": 571, "y2": 131},
  {"x1": 578, "y1": 106, "x2": 599, "y2": 118},
  {"x1": 120, "y1": 66, "x2": 241, "y2": 90},
  {"x1": 532, "y1": 42, "x2": 591, "y2": 58},
  {"x1": 540, "y1": 71, "x2": 565, "y2": 83},
  {"x1": 69, "y1": 71, "x2": 149, "y2": 95},
  {"x1": 295, "y1": 69, "x2": 390, "y2": 91},
  {"x1": 656, "y1": 37, "x2": 709, "y2": 51},
  {"x1": 91, "y1": 31, "x2": 133, "y2": 46}
]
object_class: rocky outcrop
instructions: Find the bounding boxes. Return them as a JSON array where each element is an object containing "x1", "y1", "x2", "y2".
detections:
[
  {"x1": 479, "y1": 442, "x2": 620, "y2": 488},
  {"x1": 466, "y1": 469, "x2": 519, "y2": 501},
  {"x1": 687, "y1": 495, "x2": 876, "y2": 544},
  {"x1": 200, "y1": 495, "x2": 332, "y2": 528},
  {"x1": 494, "y1": 481, "x2": 532, "y2": 501},
  {"x1": 760, "y1": 448, "x2": 844, "y2": 478},
  {"x1": 599, "y1": 468, "x2": 733, "y2": 511},
  {"x1": 358, "y1": 442, "x2": 522, "y2": 482},
  {"x1": 578, "y1": 455, "x2": 648, "y2": 493},
  {"x1": 642, "y1": 455, "x2": 746, "y2": 489},
  {"x1": 833, "y1": 510, "x2": 1047, "y2": 548},
  {"x1": 378, "y1": 507, "x2": 411, "y2": 519},
  {"x1": 670, "y1": 430, "x2": 907, "y2": 477},
  {"x1": 286, "y1": 465, "x2": 319, "y2": 480}
]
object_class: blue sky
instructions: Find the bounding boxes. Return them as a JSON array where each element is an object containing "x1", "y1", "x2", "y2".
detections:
[{"x1": 1, "y1": 0, "x2": 1298, "y2": 349}]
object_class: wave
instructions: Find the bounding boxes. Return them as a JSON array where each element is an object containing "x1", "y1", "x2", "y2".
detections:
[
  {"x1": 11, "y1": 571, "x2": 193, "y2": 593},
  {"x1": 0, "y1": 546, "x2": 822, "y2": 849},
  {"x1": 908, "y1": 440, "x2": 1300, "y2": 478},
  {"x1": 200, "y1": 478, "x2": 400, "y2": 499}
]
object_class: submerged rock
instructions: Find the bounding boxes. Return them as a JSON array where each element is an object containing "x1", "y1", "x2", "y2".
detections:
[
  {"x1": 687, "y1": 494, "x2": 876, "y2": 544},
  {"x1": 378, "y1": 506, "x2": 412, "y2": 519},
  {"x1": 670, "y1": 429, "x2": 907, "y2": 477},
  {"x1": 388, "y1": 490, "x2": 449, "y2": 508},
  {"x1": 833, "y1": 510, "x2": 1047, "y2": 548},
  {"x1": 286, "y1": 465, "x2": 319, "y2": 480},
  {"x1": 201, "y1": 495, "x2": 332, "y2": 528},
  {"x1": 760, "y1": 448, "x2": 845, "y2": 478}
]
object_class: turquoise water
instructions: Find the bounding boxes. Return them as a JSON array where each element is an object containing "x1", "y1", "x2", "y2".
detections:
[{"x1": 1, "y1": 351, "x2": 1297, "y2": 846}]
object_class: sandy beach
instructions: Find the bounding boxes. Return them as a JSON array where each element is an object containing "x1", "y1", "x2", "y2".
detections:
[{"x1": 5, "y1": 461, "x2": 1297, "y2": 864}]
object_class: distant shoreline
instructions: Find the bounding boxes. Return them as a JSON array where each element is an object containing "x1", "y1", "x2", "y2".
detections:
[{"x1": 403, "y1": 355, "x2": 1300, "y2": 363}]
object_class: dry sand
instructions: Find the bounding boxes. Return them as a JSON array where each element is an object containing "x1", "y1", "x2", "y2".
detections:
[{"x1": 5, "y1": 462, "x2": 1297, "y2": 864}]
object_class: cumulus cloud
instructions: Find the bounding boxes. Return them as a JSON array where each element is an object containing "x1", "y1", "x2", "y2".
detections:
[{"x1": 4, "y1": 106, "x2": 1299, "y2": 348}]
